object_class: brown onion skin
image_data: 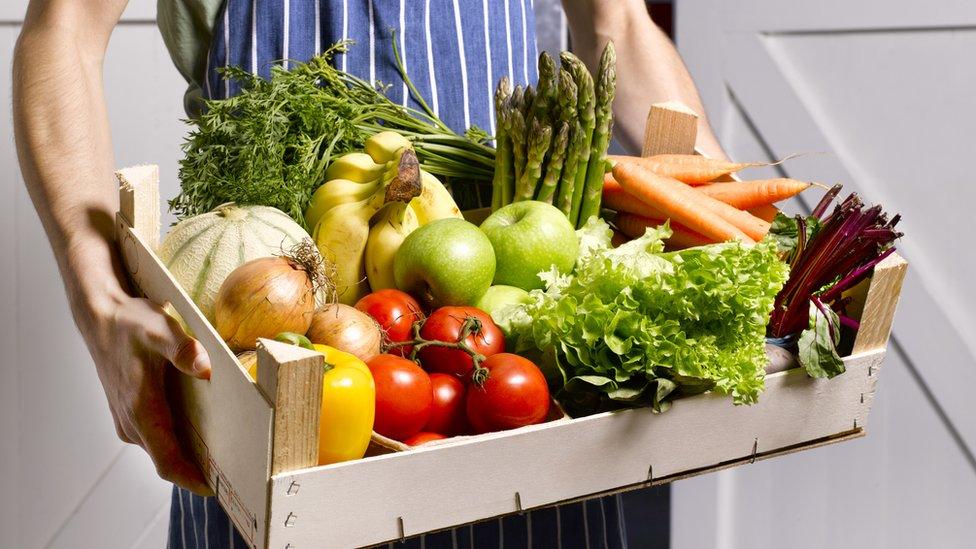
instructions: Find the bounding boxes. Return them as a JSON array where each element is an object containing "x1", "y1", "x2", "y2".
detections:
[
  {"x1": 215, "y1": 257, "x2": 316, "y2": 351},
  {"x1": 306, "y1": 303, "x2": 382, "y2": 362}
]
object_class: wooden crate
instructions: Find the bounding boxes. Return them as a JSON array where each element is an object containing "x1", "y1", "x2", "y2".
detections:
[{"x1": 115, "y1": 104, "x2": 907, "y2": 548}]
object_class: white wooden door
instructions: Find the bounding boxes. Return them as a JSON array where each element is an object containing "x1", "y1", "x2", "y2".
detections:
[
  {"x1": 672, "y1": 1, "x2": 976, "y2": 547},
  {"x1": 0, "y1": 1, "x2": 189, "y2": 547}
]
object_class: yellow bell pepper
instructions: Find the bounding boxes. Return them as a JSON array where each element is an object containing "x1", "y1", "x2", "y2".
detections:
[
  {"x1": 312, "y1": 344, "x2": 375, "y2": 465},
  {"x1": 244, "y1": 343, "x2": 375, "y2": 465}
]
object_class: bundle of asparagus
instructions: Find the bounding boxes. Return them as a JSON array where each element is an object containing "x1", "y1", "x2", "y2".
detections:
[{"x1": 491, "y1": 42, "x2": 617, "y2": 229}]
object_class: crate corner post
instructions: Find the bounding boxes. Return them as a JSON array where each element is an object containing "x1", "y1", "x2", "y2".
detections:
[
  {"x1": 852, "y1": 253, "x2": 908, "y2": 354},
  {"x1": 116, "y1": 164, "x2": 161, "y2": 248},
  {"x1": 256, "y1": 338, "x2": 324, "y2": 476},
  {"x1": 642, "y1": 101, "x2": 699, "y2": 157}
]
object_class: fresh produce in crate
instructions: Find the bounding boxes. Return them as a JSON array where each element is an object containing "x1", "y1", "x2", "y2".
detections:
[
  {"x1": 767, "y1": 186, "x2": 902, "y2": 377},
  {"x1": 492, "y1": 44, "x2": 615, "y2": 229},
  {"x1": 306, "y1": 303, "x2": 382, "y2": 361},
  {"x1": 306, "y1": 132, "x2": 463, "y2": 304},
  {"x1": 480, "y1": 201, "x2": 579, "y2": 291},
  {"x1": 416, "y1": 306, "x2": 505, "y2": 379},
  {"x1": 174, "y1": 42, "x2": 495, "y2": 227},
  {"x1": 214, "y1": 240, "x2": 329, "y2": 351},
  {"x1": 393, "y1": 218, "x2": 495, "y2": 308},
  {"x1": 158, "y1": 204, "x2": 311, "y2": 322},
  {"x1": 498, "y1": 219, "x2": 789, "y2": 415},
  {"x1": 367, "y1": 354, "x2": 433, "y2": 441},
  {"x1": 425, "y1": 373, "x2": 468, "y2": 436},
  {"x1": 354, "y1": 289, "x2": 425, "y2": 357},
  {"x1": 466, "y1": 353, "x2": 551, "y2": 434}
]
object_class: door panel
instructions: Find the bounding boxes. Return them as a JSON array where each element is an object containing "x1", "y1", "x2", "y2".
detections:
[{"x1": 674, "y1": 2, "x2": 976, "y2": 546}]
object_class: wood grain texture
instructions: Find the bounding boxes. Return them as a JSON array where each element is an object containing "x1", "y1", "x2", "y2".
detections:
[
  {"x1": 642, "y1": 101, "x2": 699, "y2": 156},
  {"x1": 266, "y1": 350, "x2": 884, "y2": 548},
  {"x1": 116, "y1": 165, "x2": 161, "y2": 248},
  {"x1": 115, "y1": 173, "x2": 275, "y2": 547},
  {"x1": 256, "y1": 339, "x2": 323, "y2": 476},
  {"x1": 853, "y1": 253, "x2": 908, "y2": 354}
]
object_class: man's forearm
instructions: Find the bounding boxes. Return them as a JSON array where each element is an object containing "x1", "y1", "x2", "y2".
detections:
[
  {"x1": 562, "y1": 0, "x2": 725, "y2": 158},
  {"x1": 13, "y1": 1, "x2": 128, "y2": 320}
]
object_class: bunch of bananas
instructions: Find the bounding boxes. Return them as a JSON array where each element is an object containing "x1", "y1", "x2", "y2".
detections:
[{"x1": 306, "y1": 131, "x2": 463, "y2": 304}]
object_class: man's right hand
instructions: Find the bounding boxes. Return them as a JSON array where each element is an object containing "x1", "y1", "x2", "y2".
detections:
[{"x1": 87, "y1": 289, "x2": 214, "y2": 495}]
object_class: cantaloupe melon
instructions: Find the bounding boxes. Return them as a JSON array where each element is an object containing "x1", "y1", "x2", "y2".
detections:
[{"x1": 159, "y1": 204, "x2": 311, "y2": 322}]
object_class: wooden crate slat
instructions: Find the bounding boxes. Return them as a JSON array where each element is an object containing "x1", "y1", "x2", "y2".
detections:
[
  {"x1": 256, "y1": 339, "x2": 324, "y2": 476},
  {"x1": 266, "y1": 349, "x2": 884, "y2": 548},
  {"x1": 115, "y1": 168, "x2": 275, "y2": 547}
]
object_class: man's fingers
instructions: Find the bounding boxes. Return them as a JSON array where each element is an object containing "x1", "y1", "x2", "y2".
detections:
[
  {"x1": 134, "y1": 397, "x2": 213, "y2": 496},
  {"x1": 141, "y1": 303, "x2": 212, "y2": 380}
]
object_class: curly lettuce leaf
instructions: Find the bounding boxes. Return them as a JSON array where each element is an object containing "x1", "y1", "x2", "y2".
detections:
[{"x1": 499, "y1": 219, "x2": 789, "y2": 415}]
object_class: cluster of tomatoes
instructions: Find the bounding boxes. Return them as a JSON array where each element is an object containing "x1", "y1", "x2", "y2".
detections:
[{"x1": 355, "y1": 290, "x2": 551, "y2": 445}]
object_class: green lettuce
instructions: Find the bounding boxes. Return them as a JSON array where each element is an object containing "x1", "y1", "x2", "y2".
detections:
[{"x1": 498, "y1": 219, "x2": 789, "y2": 416}]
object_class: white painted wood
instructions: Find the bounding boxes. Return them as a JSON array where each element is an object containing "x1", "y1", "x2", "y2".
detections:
[
  {"x1": 266, "y1": 350, "x2": 883, "y2": 548},
  {"x1": 674, "y1": 3, "x2": 976, "y2": 546}
]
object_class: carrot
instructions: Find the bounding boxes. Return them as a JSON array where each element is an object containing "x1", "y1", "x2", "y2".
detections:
[
  {"x1": 610, "y1": 154, "x2": 767, "y2": 185},
  {"x1": 602, "y1": 174, "x2": 666, "y2": 218},
  {"x1": 614, "y1": 213, "x2": 713, "y2": 249},
  {"x1": 611, "y1": 162, "x2": 755, "y2": 244},
  {"x1": 696, "y1": 178, "x2": 811, "y2": 209},
  {"x1": 748, "y1": 204, "x2": 779, "y2": 222}
]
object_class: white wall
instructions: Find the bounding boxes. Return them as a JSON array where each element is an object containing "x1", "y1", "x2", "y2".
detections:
[
  {"x1": 672, "y1": 1, "x2": 976, "y2": 547},
  {"x1": 1, "y1": 2, "x2": 188, "y2": 547}
]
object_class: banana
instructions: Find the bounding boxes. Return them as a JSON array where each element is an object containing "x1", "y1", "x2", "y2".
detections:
[
  {"x1": 410, "y1": 171, "x2": 463, "y2": 225},
  {"x1": 313, "y1": 193, "x2": 387, "y2": 305},
  {"x1": 305, "y1": 177, "x2": 381, "y2": 230},
  {"x1": 325, "y1": 152, "x2": 387, "y2": 182},
  {"x1": 365, "y1": 131, "x2": 412, "y2": 164},
  {"x1": 313, "y1": 147, "x2": 424, "y2": 304},
  {"x1": 365, "y1": 201, "x2": 418, "y2": 291}
]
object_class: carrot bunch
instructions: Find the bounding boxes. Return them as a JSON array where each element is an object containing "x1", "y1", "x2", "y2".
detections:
[{"x1": 604, "y1": 154, "x2": 812, "y2": 248}]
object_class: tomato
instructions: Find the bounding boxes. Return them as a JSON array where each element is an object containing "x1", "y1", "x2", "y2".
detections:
[
  {"x1": 424, "y1": 373, "x2": 468, "y2": 436},
  {"x1": 466, "y1": 353, "x2": 550, "y2": 434},
  {"x1": 418, "y1": 307, "x2": 504, "y2": 378},
  {"x1": 366, "y1": 354, "x2": 432, "y2": 440},
  {"x1": 355, "y1": 290, "x2": 425, "y2": 357},
  {"x1": 403, "y1": 432, "x2": 447, "y2": 446}
]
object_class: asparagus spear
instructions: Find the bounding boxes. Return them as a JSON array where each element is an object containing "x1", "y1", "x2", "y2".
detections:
[
  {"x1": 529, "y1": 52, "x2": 557, "y2": 126},
  {"x1": 536, "y1": 122, "x2": 570, "y2": 203},
  {"x1": 516, "y1": 120, "x2": 552, "y2": 201},
  {"x1": 522, "y1": 85, "x2": 535, "y2": 120},
  {"x1": 556, "y1": 127, "x2": 585, "y2": 216},
  {"x1": 491, "y1": 77, "x2": 513, "y2": 211},
  {"x1": 561, "y1": 51, "x2": 597, "y2": 226},
  {"x1": 552, "y1": 68, "x2": 580, "y2": 214},
  {"x1": 508, "y1": 108, "x2": 527, "y2": 185},
  {"x1": 509, "y1": 84, "x2": 525, "y2": 114},
  {"x1": 576, "y1": 42, "x2": 616, "y2": 228}
]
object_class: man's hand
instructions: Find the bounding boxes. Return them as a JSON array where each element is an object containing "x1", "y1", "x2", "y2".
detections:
[
  {"x1": 14, "y1": 0, "x2": 212, "y2": 494},
  {"x1": 89, "y1": 291, "x2": 213, "y2": 494}
]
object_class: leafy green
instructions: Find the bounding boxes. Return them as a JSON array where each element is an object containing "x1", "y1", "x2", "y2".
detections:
[
  {"x1": 769, "y1": 212, "x2": 820, "y2": 258},
  {"x1": 498, "y1": 219, "x2": 789, "y2": 416},
  {"x1": 797, "y1": 300, "x2": 845, "y2": 378}
]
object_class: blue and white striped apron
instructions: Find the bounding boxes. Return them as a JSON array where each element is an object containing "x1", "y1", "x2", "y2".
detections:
[{"x1": 169, "y1": 1, "x2": 627, "y2": 547}]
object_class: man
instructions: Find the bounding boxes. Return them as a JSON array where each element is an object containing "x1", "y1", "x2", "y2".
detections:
[{"x1": 13, "y1": 0, "x2": 722, "y2": 546}]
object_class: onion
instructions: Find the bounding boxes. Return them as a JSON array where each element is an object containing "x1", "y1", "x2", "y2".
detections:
[
  {"x1": 306, "y1": 303, "x2": 382, "y2": 361},
  {"x1": 215, "y1": 240, "x2": 328, "y2": 351}
]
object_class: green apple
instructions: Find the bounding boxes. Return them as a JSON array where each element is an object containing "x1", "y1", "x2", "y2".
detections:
[
  {"x1": 394, "y1": 218, "x2": 496, "y2": 308},
  {"x1": 480, "y1": 201, "x2": 578, "y2": 291},
  {"x1": 475, "y1": 285, "x2": 531, "y2": 319}
]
